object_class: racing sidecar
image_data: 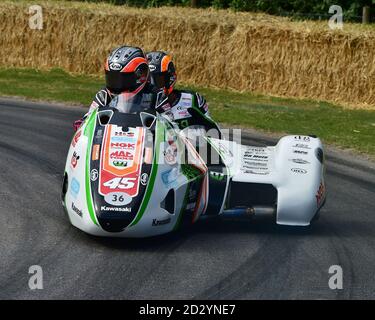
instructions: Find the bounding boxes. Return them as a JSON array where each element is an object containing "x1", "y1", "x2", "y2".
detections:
[{"x1": 62, "y1": 93, "x2": 326, "y2": 237}]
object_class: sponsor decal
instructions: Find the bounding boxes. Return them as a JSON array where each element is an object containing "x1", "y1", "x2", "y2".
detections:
[
  {"x1": 293, "y1": 150, "x2": 308, "y2": 155},
  {"x1": 110, "y1": 136, "x2": 135, "y2": 143},
  {"x1": 175, "y1": 110, "x2": 190, "y2": 119},
  {"x1": 243, "y1": 149, "x2": 269, "y2": 165},
  {"x1": 316, "y1": 182, "x2": 325, "y2": 207},
  {"x1": 104, "y1": 192, "x2": 132, "y2": 206},
  {"x1": 96, "y1": 129, "x2": 103, "y2": 139},
  {"x1": 141, "y1": 173, "x2": 148, "y2": 186},
  {"x1": 293, "y1": 143, "x2": 311, "y2": 149},
  {"x1": 164, "y1": 111, "x2": 174, "y2": 121},
  {"x1": 114, "y1": 131, "x2": 135, "y2": 137},
  {"x1": 152, "y1": 217, "x2": 171, "y2": 226},
  {"x1": 244, "y1": 147, "x2": 267, "y2": 153},
  {"x1": 144, "y1": 147, "x2": 153, "y2": 164},
  {"x1": 170, "y1": 105, "x2": 191, "y2": 120},
  {"x1": 243, "y1": 160, "x2": 268, "y2": 168},
  {"x1": 113, "y1": 161, "x2": 128, "y2": 167},
  {"x1": 110, "y1": 150, "x2": 134, "y2": 161},
  {"x1": 92, "y1": 144, "x2": 100, "y2": 161},
  {"x1": 71, "y1": 202, "x2": 83, "y2": 217},
  {"x1": 70, "y1": 177, "x2": 80, "y2": 198},
  {"x1": 70, "y1": 151, "x2": 80, "y2": 169},
  {"x1": 109, "y1": 62, "x2": 122, "y2": 71},
  {"x1": 103, "y1": 177, "x2": 136, "y2": 190},
  {"x1": 289, "y1": 158, "x2": 310, "y2": 165},
  {"x1": 99, "y1": 125, "x2": 144, "y2": 198},
  {"x1": 291, "y1": 168, "x2": 307, "y2": 174},
  {"x1": 243, "y1": 170, "x2": 269, "y2": 175},
  {"x1": 161, "y1": 168, "x2": 178, "y2": 187},
  {"x1": 111, "y1": 142, "x2": 135, "y2": 149},
  {"x1": 241, "y1": 147, "x2": 270, "y2": 175},
  {"x1": 149, "y1": 64, "x2": 156, "y2": 72},
  {"x1": 294, "y1": 136, "x2": 310, "y2": 142},
  {"x1": 164, "y1": 152, "x2": 177, "y2": 165},
  {"x1": 101, "y1": 206, "x2": 131, "y2": 213},
  {"x1": 71, "y1": 130, "x2": 82, "y2": 147},
  {"x1": 242, "y1": 165, "x2": 268, "y2": 171},
  {"x1": 90, "y1": 169, "x2": 98, "y2": 181},
  {"x1": 247, "y1": 155, "x2": 268, "y2": 160},
  {"x1": 164, "y1": 143, "x2": 178, "y2": 165}
]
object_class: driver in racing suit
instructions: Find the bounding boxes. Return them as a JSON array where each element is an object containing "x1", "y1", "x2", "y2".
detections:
[{"x1": 73, "y1": 46, "x2": 156, "y2": 130}]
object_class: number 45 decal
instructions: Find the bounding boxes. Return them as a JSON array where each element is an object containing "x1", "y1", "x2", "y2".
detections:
[{"x1": 103, "y1": 177, "x2": 136, "y2": 190}]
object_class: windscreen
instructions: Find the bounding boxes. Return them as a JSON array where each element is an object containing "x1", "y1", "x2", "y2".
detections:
[{"x1": 108, "y1": 92, "x2": 156, "y2": 114}]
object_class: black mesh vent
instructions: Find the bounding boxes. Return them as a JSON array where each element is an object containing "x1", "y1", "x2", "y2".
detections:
[
  {"x1": 161, "y1": 189, "x2": 175, "y2": 214},
  {"x1": 228, "y1": 182, "x2": 277, "y2": 208}
]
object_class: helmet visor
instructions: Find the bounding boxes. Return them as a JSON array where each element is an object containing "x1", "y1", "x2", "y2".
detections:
[
  {"x1": 150, "y1": 72, "x2": 167, "y2": 90},
  {"x1": 105, "y1": 70, "x2": 138, "y2": 94}
]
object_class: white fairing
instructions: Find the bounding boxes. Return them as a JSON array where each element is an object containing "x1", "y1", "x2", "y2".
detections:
[
  {"x1": 210, "y1": 135, "x2": 326, "y2": 226},
  {"x1": 64, "y1": 113, "x2": 325, "y2": 238},
  {"x1": 64, "y1": 116, "x2": 203, "y2": 238},
  {"x1": 64, "y1": 128, "x2": 101, "y2": 235}
]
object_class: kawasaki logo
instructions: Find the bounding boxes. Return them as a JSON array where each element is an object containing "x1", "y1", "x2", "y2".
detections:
[
  {"x1": 152, "y1": 218, "x2": 171, "y2": 226},
  {"x1": 101, "y1": 206, "x2": 131, "y2": 212},
  {"x1": 72, "y1": 202, "x2": 83, "y2": 217}
]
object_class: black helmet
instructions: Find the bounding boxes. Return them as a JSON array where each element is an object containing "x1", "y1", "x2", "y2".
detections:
[
  {"x1": 105, "y1": 46, "x2": 149, "y2": 95},
  {"x1": 146, "y1": 51, "x2": 177, "y2": 95}
]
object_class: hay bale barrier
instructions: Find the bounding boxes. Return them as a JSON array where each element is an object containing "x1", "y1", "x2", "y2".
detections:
[{"x1": 1, "y1": 0, "x2": 375, "y2": 109}]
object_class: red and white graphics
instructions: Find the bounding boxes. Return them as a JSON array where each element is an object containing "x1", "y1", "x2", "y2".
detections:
[
  {"x1": 183, "y1": 137, "x2": 209, "y2": 222},
  {"x1": 99, "y1": 125, "x2": 145, "y2": 198},
  {"x1": 71, "y1": 130, "x2": 82, "y2": 147}
]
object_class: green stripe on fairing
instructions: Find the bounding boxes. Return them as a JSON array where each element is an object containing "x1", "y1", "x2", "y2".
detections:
[
  {"x1": 84, "y1": 111, "x2": 99, "y2": 226},
  {"x1": 129, "y1": 119, "x2": 165, "y2": 227}
]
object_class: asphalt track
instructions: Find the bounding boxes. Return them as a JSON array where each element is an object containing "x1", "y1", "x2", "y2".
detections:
[{"x1": 0, "y1": 97, "x2": 375, "y2": 300}]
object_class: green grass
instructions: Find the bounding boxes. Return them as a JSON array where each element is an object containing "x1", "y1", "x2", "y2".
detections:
[
  {"x1": 0, "y1": 68, "x2": 101, "y2": 105},
  {"x1": 1, "y1": 67, "x2": 375, "y2": 156}
]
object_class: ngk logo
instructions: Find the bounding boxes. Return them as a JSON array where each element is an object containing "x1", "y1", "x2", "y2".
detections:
[{"x1": 111, "y1": 142, "x2": 135, "y2": 149}]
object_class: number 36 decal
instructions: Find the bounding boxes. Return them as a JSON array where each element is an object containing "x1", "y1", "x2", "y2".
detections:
[{"x1": 104, "y1": 192, "x2": 132, "y2": 206}]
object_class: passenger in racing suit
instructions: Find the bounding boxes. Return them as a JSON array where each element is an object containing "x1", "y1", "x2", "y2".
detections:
[
  {"x1": 73, "y1": 46, "x2": 156, "y2": 130},
  {"x1": 145, "y1": 51, "x2": 215, "y2": 132}
]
